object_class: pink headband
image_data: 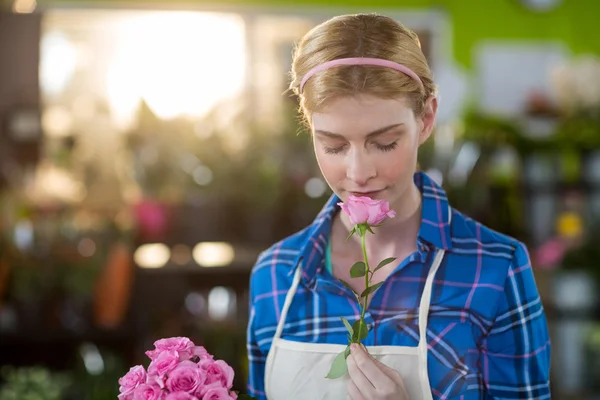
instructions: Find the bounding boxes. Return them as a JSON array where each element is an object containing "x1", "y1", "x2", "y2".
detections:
[{"x1": 299, "y1": 57, "x2": 423, "y2": 93}]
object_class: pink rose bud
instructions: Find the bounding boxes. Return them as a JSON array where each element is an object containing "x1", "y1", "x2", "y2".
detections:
[
  {"x1": 166, "y1": 361, "x2": 206, "y2": 394},
  {"x1": 119, "y1": 365, "x2": 147, "y2": 397},
  {"x1": 202, "y1": 387, "x2": 233, "y2": 400},
  {"x1": 132, "y1": 383, "x2": 163, "y2": 400},
  {"x1": 338, "y1": 195, "x2": 396, "y2": 226},
  {"x1": 165, "y1": 393, "x2": 197, "y2": 400},
  {"x1": 199, "y1": 359, "x2": 234, "y2": 390}
]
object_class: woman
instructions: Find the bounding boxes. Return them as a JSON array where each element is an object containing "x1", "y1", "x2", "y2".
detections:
[{"x1": 246, "y1": 13, "x2": 551, "y2": 400}]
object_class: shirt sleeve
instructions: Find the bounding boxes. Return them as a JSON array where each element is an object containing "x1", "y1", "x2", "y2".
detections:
[
  {"x1": 246, "y1": 266, "x2": 267, "y2": 400},
  {"x1": 483, "y1": 242, "x2": 551, "y2": 399}
]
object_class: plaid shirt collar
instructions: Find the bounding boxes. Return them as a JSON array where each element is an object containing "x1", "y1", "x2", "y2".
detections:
[{"x1": 291, "y1": 171, "x2": 453, "y2": 287}]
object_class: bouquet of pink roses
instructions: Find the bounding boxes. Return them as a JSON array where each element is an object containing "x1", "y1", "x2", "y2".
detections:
[{"x1": 118, "y1": 337, "x2": 256, "y2": 400}]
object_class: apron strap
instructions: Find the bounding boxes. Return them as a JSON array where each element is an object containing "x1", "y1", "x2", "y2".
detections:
[
  {"x1": 265, "y1": 264, "x2": 302, "y2": 399},
  {"x1": 418, "y1": 204, "x2": 451, "y2": 348},
  {"x1": 417, "y1": 248, "x2": 445, "y2": 349},
  {"x1": 416, "y1": 204, "x2": 451, "y2": 399},
  {"x1": 273, "y1": 263, "x2": 303, "y2": 341}
]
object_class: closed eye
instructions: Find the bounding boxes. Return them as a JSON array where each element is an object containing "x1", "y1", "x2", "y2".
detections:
[
  {"x1": 324, "y1": 141, "x2": 398, "y2": 154},
  {"x1": 324, "y1": 145, "x2": 346, "y2": 155},
  {"x1": 376, "y1": 141, "x2": 398, "y2": 152}
]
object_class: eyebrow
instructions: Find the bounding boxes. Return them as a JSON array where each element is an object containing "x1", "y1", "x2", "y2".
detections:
[{"x1": 314, "y1": 123, "x2": 405, "y2": 139}]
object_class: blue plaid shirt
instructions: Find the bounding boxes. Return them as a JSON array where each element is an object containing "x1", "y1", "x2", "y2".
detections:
[{"x1": 246, "y1": 172, "x2": 551, "y2": 399}]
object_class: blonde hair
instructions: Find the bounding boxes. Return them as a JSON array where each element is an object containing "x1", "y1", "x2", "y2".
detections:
[{"x1": 289, "y1": 13, "x2": 436, "y2": 123}]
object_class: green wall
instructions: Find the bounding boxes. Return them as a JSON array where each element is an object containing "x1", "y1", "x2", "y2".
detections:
[{"x1": 40, "y1": 0, "x2": 600, "y2": 68}]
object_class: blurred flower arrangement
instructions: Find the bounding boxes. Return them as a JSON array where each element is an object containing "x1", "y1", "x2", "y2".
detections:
[
  {"x1": 552, "y1": 55, "x2": 600, "y2": 116},
  {"x1": 122, "y1": 98, "x2": 324, "y2": 244},
  {"x1": 0, "y1": 200, "x2": 134, "y2": 332},
  {"x1": 535, "y1": 216, "x2": 600, "y2": 282},
  {"x1": 0, "y1": 366, "x2": 71, "y2": 400},
  {"x1": 0, "y1": 347, "x2": 132, "y2": 400},
  {"x1": 455, "y1": 55, "x2": 600, "y2": 159},
  {"x1": 551, "y1": 55, "x2": 600, "y2": 151}
]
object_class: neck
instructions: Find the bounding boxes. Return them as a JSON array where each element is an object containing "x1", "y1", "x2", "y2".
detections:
[{"x1": 339, "y1": 183, "x2": 422, "y2": 251}]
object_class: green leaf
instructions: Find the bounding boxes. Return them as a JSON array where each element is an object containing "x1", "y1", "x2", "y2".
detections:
[
  {"x1": 366, "y1": 225, "x2": 375, "y2": 234},
  {"x1": 360, "y1": 281, "x2": 384, "y2": 298},
  {"x1": 344, "y1": 345, "x2": 351, "y2": 359},
  {"x1": 325, "y1": 349, "x2": 348, "y2": 379},
  {"x1": 345, "y1": 227, "x2": 356, "y2": 242},
  {"x1": 238, "y1": 395, "x2": 259, "y2": 400},
  {"x1": 373, "y1": 257, "x2": 397, "y2": 273},
  {"x1": 341, "y1": 317, "x2": 353, "y2": 336},
  {"x1": 350, "y1": 261, "x2": 366, "y2": 278},
  {"x1": 352, "y1": 319, "x2": 369, "y2": 342},
  {"x1": 339, "y1": 279, "x2": 359, "y2": 297}
]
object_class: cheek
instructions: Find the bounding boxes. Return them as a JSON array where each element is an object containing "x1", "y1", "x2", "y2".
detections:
[
  {"x1": 314, "y1": 148, "x2": 343, "y2": 182},
  {"x1": 379, "y1": 140, "x2": 418, "y2": 179}
]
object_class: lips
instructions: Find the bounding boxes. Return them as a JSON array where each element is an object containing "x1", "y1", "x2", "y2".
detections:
[{"x1": 349, "y1": 190, "x2": 384, "y2": 197}]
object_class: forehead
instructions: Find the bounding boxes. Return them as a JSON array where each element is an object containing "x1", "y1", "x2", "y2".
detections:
[{"x1": 311, "y1": 94, "x2": 414, "y2": 135}]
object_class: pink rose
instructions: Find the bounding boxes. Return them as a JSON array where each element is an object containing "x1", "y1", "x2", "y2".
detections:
[
  {"x1": 147, "y1": 337, "x2": 195, "y2": 361},
  {"x1": 166, "y1": 361, "x2": 206, "y2": 394},
  {"x1": 132, "y1": 383, "x2": 163, "y2": 400},
  {"x1": 202, "y1": 387, "x2": 234, "y2": 400},
  {"x1": 229, "y1": 392, "x2": 237, "y2": 400},
  {"x1": 199, "y1": 359, "x2": 234, "y2": 390},
  {"x1": 146, "y1": 373, "x2": 167, "y2": 390},
  {"x1": 338, "y1": 195, "x2": 396, "y2": 226},
  {"x1": 165, "y1": 393, "x2": 197, "y2": 400},
  {"x1": 148, "y1": 350, "x2": 180, "y2": 381},
  {"x1": 119, "y1": 365, "x2": 147, "y2": 398}
]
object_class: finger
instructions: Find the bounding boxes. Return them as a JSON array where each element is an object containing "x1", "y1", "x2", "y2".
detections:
[
  {"x1": 372, "y1": 358, "x2": 402, "y2": 382},
  {"x1": 371, "y1": 358, "x2": 409, "y2": 398},
  {"x1": 350, "y1": 344, "x2": 393, "y2": 388},
  {"x1": 347, "y1": 353, "x2": 375, "y2": 398},
  {"x1": 360, "y1": 345, "x2": 397, "y2": 376},
  {"x1": 346, "y1": 378, "x2": 365, "y2": 400}
]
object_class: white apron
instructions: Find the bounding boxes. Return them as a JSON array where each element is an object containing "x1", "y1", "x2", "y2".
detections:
[{"x1": 264, "y1": 249, "x2": 446, "y2": 400}]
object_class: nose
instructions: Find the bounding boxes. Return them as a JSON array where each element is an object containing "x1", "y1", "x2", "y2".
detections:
[{"x1": 346, "y1": 148, "x2": 376, "y2": 186}]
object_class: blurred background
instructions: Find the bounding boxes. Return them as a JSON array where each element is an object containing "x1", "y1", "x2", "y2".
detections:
[{"x1": 0, "y1": 0, "x2": 599, "y2": 399}]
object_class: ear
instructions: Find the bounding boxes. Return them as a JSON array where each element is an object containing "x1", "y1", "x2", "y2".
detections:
[{"x1": 418, "y1": 96, "x2": 437, "y2": 145}]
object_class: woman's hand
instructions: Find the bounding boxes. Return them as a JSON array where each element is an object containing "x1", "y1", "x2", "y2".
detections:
[{"x1": 346, "y1": 344, "x2": 409, "y2": 400}]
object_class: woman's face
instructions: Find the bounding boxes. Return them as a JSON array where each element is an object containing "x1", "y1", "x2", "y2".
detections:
[{"x1": 311, "y1": 94, "x2": 436, "y2": 211}]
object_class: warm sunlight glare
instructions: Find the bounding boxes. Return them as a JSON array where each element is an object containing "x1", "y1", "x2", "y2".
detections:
[
  {"x1": 12, "y1": 0, "x2": 36, "y2": 13},
  {"x1": 106, "y1": 12, "x2": 246, "y2": 123},
  {"x1": 40, "y1": 32, "x2": 78, "y2": 97}
]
